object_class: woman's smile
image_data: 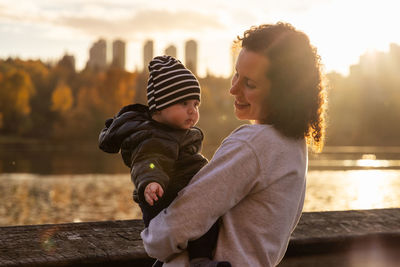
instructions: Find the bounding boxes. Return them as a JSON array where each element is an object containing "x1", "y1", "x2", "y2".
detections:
[{"x1": 234, "y1": 101, "x2": 250, "y2": 110}]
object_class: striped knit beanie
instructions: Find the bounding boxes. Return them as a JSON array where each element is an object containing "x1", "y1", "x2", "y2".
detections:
[{"x1": 147, "y1": 55, "x2": 200, "y2": 113}]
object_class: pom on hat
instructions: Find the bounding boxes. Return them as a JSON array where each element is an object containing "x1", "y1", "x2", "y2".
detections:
[{"x1": 147, "y1": 55, "x2": 200, "y2": 113}]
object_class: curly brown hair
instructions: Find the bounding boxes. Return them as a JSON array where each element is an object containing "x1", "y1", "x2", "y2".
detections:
[{"x1": 236, "y1": 22, "x2": 327, "y2": 151}]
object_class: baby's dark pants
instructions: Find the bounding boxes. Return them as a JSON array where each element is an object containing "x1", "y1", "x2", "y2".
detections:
[{"x1": 139, "y1": 189, "x2": 219, "y2": 260}]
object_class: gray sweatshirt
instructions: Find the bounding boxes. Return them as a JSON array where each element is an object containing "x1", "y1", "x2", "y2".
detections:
[{"x1": 141, "y1": 124, "x2": 307, "y2": 266}]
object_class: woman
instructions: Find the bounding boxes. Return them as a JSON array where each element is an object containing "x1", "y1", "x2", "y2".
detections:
[{"x1": 140, "y1": 22, "x2": 326, "y2": 267}]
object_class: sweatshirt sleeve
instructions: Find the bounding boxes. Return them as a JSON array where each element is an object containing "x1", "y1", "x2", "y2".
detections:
[{"x1": 141, "y1": 137, "x2": 261, "y2": 261}]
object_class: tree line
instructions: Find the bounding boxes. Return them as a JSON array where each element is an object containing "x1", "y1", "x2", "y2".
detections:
[
  {"x1": 1, "y1": 44, "x2": 400, "y2": 149},
  {"x1": 326, "y1": 43, "x2": 400, "y2": 146},
  {"x1": 0, "y1": 56, "x2": 240, "y2": 151}
]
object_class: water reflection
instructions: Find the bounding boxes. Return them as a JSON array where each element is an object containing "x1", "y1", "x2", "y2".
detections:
[
  {"x1": 309, "y1": 151, "x2": 400, "y2": 170},
  {"x1": 355, "y1": 154, "x2": 390, "y2": 168},
  {"x1": 1, "y1": 145, "x2": 400, "y2": 226},
  {"x1": 304, "y1": 170, "x2": 400, "y2": 211},
  {"x1": 0, "y1": 170, "x2": 399, "y2": 226},
  {"x1": 0, "y1": 142, "x2": 128, "y2": 174},
  {"x1": 0, "y1": 173, "x2": 140, "y2": 226}
]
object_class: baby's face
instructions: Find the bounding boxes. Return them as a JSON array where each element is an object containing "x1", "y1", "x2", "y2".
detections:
[{"x1": 154, "y1": 99, "x2": 200, "y2": 129}]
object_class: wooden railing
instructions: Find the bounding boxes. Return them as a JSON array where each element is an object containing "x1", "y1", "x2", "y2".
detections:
[{"x1": 0, "y1": 209, "x2": 399, "y2": 266}]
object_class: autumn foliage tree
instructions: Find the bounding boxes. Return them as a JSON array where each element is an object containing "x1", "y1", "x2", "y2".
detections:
[
  {"x1": 2, "y1": 43, "x2": 400, "y2": 149},
  {"x1": 0, "y1": 67, "x2": 35, "y2": 134},
  {"x1": 0, "y1": 58, "x2": 138, "y2": 142},
  {"x1": 51, "y1": 68, "x2": 137, "y2": 141},
  {"x1": 51, "y1": 82, "x2": 74, "y2": 113}
]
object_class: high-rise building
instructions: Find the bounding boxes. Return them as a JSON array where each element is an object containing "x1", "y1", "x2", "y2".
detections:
[
  {"x1": 87, "y1": 39, "x2": 107, "y2": 71},
  {"x1": 164, "y1": 45, "x2": 177, "y2": 58},
  {"x1": 112, "y1": 39, "x2": 126, "y2": 70},
  {"x1": 58, "y1": 53, "x2": 76, "y2": 73},
  {"x1": 143, "y1": 40, "x2": 154, "y2": 71},
  {"x1": 185, "y1": 40, "x2": 197, "y2": 75}
]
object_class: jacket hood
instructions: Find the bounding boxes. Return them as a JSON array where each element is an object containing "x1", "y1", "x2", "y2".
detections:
[{"x1": 98, "y1": 104, "x2": 152, "y2": 153}]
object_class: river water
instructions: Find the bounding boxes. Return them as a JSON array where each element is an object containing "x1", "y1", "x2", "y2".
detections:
[{"x1": 1, "y1": 145, "x2": 400, "y2": 226}]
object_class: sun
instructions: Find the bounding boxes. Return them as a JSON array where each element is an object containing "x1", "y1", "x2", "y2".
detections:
[{"x1": 295, "y1": 0, "x2": 400, "y2": 75}]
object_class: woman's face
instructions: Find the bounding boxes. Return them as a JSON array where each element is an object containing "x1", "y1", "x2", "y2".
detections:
[{"x1": 230, "y1": 48, "x2": 271, "y2": 123}]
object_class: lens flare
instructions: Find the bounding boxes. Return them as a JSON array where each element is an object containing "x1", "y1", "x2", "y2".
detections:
[{"x1": 39, "y1": 226, "x2": 59, "y2": 253}]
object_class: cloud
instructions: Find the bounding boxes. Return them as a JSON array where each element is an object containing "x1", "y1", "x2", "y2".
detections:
[
  {"x1": 0, "y1": 3, "x2": 51, "y2": 24},
  {"x1": 0, "y1": 3, "x2": 226, "y2": 39},
  {"x1": 55, "y1": 9, "x2": 225, "y2": 38},
  {"x1": 0, "y1": 0, "x2": 334, "y2": 42},
  {"x1": 132, "y1": 9, "x2": 225, "y2": 31},
  {"x1": 0, "y1": 4, "x2": 23, "y2": 21}
]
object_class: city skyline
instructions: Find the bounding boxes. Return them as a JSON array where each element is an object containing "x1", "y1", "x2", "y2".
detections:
[
  {"x1": 60, "y1": 38, "x2": 201, "y2": 75},
  {"x1": 2, "y1": 0, "x2": 400, "y2": 77}
]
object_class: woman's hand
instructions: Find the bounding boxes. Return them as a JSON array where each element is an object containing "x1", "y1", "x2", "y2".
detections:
[{"x1": 144, "y1": 182, "x2": 164, "y2": 206}]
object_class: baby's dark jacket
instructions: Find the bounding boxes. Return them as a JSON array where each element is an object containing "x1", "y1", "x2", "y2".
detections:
[{"x1": 98, "y1": 104, "x2": 208, "y2": 204}]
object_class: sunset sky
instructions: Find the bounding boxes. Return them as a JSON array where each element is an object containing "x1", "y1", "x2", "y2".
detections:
[{"x1": 1, "y1": 0, "x2": 399, "y2": 77}]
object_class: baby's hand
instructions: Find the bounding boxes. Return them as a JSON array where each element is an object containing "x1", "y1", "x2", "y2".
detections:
[{"x1": 144, "y1": 182, "x2": 164, "y2": 206}]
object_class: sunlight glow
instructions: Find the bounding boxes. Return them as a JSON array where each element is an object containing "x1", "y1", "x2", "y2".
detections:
[
  {"x1": 304, "y1": 170, "x2": 400, "y2": 212},
  {"x1": 309, "y1": 153, "x2": 400, "y2": 169},
  {"x1": 356, "y1": 154, "x2": 390, "y2": 168},
  {"x1": 349, "y1": 170, "x2": 390, "y2": 210},
  {"x1": 298, "y1": 0, "x2": 400, "y2": 75},
  {"x1": 2, "y1": 0, "x2": 400, "y2": 76}
]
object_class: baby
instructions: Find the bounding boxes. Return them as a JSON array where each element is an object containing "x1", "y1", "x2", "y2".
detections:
[{"x1": 99, "y1": 56, "x2": 230, "y2": 267}]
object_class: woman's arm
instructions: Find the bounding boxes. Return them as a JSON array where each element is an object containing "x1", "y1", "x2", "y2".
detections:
[{"x1": 141, "y1": 137, "x2": 261, "y2": 261}]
